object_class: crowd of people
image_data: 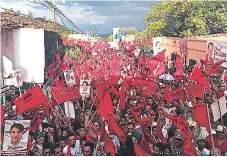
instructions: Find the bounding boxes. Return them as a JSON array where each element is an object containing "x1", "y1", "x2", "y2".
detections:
[{"x1": 1, "y1": 44, "x2": 227, "y2": 156}]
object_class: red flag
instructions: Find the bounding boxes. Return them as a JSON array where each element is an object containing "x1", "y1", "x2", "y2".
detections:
[
  {"x1": 144, "y1": 131, "x2": 154, "y2": 143},
  {"x1": 155, "y1": 116, "x2": 167, "y2": 144},
  {"x1": 191, "y1": 66, "x2": 202, "y2": 83},
  {"x1": 131, "y1": 107, "x2": 152, "y2": 127},
  {"x1": 94, "y1": 83, "x2": 106, "y2": 107},
  {"x1": 141, "y1": 86, "x2": 157, "y2": 97},
  {"x1": 165, "y1": 87, "x2": 186, "y2": 103},
  {"x1": 47, "y1": 62, "x2": 58, "y2": 77},
  {"x1": 103, "y1": 128, "x2": 116, "y2": 156},
  {"x1": 42, "y1": 104, "x2": 51, "y2": 121},
  {"x1": 68, "y1": 40, "x2": 74, "y2": 46},
  {"x1": 152, "y1": 49, "x2": 166, "y2": 61},
  {"x1": 186, "y1": 84, "x2": 205, "y2": 99},
  {"x1": 119, "y1": 83, "x2": 126, "y2": 110},
  {"x1": 62, "y1": 39, "x2": 68, "y2": 46},
  {"x1": 97, "y1": 93, "x2": 114, "y2": 120},
  {"x1": 108, "y1": 114, "x2": 126, "y2": 143},
  {"x1": 66, "y1": 139, "x2": 71, "y2": 156},
  {"x1": 192, "y1": 102, "x2": 211, "y2": 133},
  {"x1": 108, "y1": 85, "x2": 121, "y2": 96},
  {"x1": 50, "y1": 87, "x2": 81, "y2": 104},
  {"x1": 54, "y1": 77, "x2": 65, "y2": 87},
  {"x1": 30, "y1": 107, "x2": 41, "y2": 133},
  {"x1": 13, "y1": 86, "x2": 49, "y2": 114},
  {"x1": 191, "y1": 66, "x2": 211, "y2": 91},
  {"x1": 0, "y1": 105, "x2": 5, "y2": 126},
  {"x1": 207, "y1": 61, "x2": 225, "y2": 76},
  {"x1": 139, "y1": 134, "x2": 152, "y2": 154},
  {"x1": 55, "y1": 49, "x2": 61, "y2": 63},
  {"x1": 63, "y1": 55, "x2": 73, "y2": 64},
  {"x1": 133, "y1": 141, "x2": 150, "y2": 156}
]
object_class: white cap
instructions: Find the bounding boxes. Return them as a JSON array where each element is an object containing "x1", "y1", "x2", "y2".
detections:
[
  {"x1": 215, "y1": 125, "x2": 226, "y2": 132},
  {"x1": 152, "y1": 122, "x2": 157, "y2": 127},
  {"x1": 187, "y1": 118, "x2": 197, "y2": 127}
]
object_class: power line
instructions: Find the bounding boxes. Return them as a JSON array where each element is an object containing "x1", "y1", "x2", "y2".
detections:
[{"x1": 32, "y1": 0, "x2": 85, "y2": 34}]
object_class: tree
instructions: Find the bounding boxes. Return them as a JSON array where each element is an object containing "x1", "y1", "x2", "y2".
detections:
[
  {"x1": 107, "y1": 34, "x2": 113, "y2": 42},
  {"x1": 127, "y1": 27, "x2": 138, "y2": 34},
  {"x1": 142, "y1": 1, "x2": 227, "y2": 37},
  {"x1": 58, "y1": 25, "x2": 74, "y2": 38}
]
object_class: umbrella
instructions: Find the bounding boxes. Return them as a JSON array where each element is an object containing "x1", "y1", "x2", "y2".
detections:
[{"x1": 159, "y1": 74, "x2": 175, "y2": 81}]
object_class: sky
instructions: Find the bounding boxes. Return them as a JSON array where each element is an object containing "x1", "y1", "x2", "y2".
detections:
[{"x1": 0, "y1": 0, "x2": 159, "y2": 34}]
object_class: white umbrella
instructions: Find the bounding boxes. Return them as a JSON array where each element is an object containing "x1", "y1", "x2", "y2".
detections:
[{"x1": 159, "y1": 74, "x2": 175, "y2": 81}]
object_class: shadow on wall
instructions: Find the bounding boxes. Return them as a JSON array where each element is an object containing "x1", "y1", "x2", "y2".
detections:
[{"x1": 44, "y1": 30, "x2": 63, "y2": 69}]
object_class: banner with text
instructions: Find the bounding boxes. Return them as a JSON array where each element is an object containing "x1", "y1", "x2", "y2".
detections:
[{"x1": 206, "y1": 40, "x2": 227, "y2": 63}]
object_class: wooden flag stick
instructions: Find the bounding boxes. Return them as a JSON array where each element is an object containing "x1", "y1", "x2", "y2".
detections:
[
  {"x1": 18, "y1": 87, "x2": 22, "y2": 96},
  {"x1": 85, "y1": 93, "x2": 107, "y2": 128},
  {"x1": 89, "y1": 89, "x2": 99, "y2": 113},
  {"x1": 206, "y1": 104, "x2": 215, "y2": 150}
]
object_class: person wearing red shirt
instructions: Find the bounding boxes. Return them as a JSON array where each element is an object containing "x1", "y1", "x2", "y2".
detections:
[{"x1": 206, "y1": 125, "x2": 227, "y2": 155}]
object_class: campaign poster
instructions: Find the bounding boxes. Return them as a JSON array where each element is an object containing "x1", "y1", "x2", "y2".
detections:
[
  {"x1": 13, "y1": 69, "x2": 23, "y2": 88},
  {"x1": 206, "y1": 40, "x2": 227, "y2": 63},
  {"x1": 64, "y1": 70, "x2": 76, "y2": 86},
  {"x1": 79, "y1": 80, "x2": 91, "y2": 98},
  {"x1": 113, "y1": 27, "x2": 122, "y2": 43},
  {"x1": 153, "y1": 37, "x2": 163, "y2": 55},
  {"x1": 2, "y1": 120, "x2": 30, "y2": 153}
]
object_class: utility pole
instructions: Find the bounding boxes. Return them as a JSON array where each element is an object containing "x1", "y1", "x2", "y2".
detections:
[{"x1": 53, "y1": 0, "x2": 65, "y2": 23}]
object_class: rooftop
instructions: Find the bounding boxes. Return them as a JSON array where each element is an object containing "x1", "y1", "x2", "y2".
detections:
[{"x1": 1, "y1": 10, "x2": 59, "y2": 32}]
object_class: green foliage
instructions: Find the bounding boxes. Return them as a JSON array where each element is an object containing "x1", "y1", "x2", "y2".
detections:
[
  {"x1": 65, "y1": 46, "x2": 82, "y2": 58},
  {"x1": 107, "y1": 34, "x2": 113, "y2": 42},
  {"x1": 142, "y1": 1, "x2": 227, "y2": 37},
  {"x1": 58, "y1": 25, "x2": 74, "y2": 38}
]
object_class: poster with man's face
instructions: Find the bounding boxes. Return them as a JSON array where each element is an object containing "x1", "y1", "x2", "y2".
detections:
[
  {"x1": 79, "y1": 80, "x2": 91, "y2": 98},
  {"x1": 13, "y1": 70, "x2": 23, "y2": 88},
  {"x1": 2, "y1": 120, "x2": 30, "y2": 153},
  {"x1": 64, "y1": 70, "x2": 76, "y2": 86},
  {"x1": 206, "y1": 40, "x2": 227, "y2": 63},
  {"x1": 153, "y1": 37, "x2": 163, "y2": 55}
]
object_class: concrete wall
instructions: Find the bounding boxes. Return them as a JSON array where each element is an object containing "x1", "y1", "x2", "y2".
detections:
[{"x1": 163, "y1": 37, "x2": 207, "y2": 64}]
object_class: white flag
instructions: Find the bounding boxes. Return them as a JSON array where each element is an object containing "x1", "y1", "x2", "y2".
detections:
[
  {"x1": 211, "y1": 96, "x2": 227, "y2": 121},
  {"x1": 64, "y1": 101, "x2": 75, "y2": 118}
]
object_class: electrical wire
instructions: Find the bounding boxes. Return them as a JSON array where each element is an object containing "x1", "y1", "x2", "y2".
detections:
[{"x1": 31, "y1": 0, "x2": 85, "y2": 34}]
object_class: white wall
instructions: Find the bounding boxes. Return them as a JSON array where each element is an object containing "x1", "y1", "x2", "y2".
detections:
[{"x1": 13, "y1": 28, "x2": 45, "y2": 83}]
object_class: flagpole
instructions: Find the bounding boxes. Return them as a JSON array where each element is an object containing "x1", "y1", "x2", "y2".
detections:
[
  {"x1": 89, "y1": 88, "x2": 98, "y2": 113},
  {"x1": 85, "y1": 92, "x2": 107, "y2": 128},
  {"x1": 18, "y1": 87, "x2": 22, "y2": 96},
  {"x1": 206, "y1": 104, "x2": 215, "y2": 150},
  {"x1": 82, "y1": 99, "x2": 85, "y2": 111}
]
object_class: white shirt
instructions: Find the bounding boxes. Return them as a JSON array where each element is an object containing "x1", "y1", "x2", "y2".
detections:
[
  {"x1": 195, "y1": 147, "x2": 210, "y2": 156},
  {"x1": 63, "y1": 140, "x2": 82, "y2": 156}
]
